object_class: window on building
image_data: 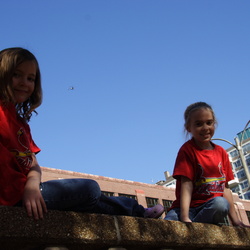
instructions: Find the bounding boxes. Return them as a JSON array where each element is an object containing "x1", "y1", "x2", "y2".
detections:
[
  {"x1": 233, "y1": 159, "x2": 242, "y2": 169},
  {"x1": 237, "y1": 128, "x2": 250, "y2": 141},
  {"x1": 224, "y1": 216, "x2": 230, "y2": 226},
  {"x1": 118, "y1": 193, "x2": 137, "y2": 200},
  {"x1": 101, "y1": 191, "x2": 114, "y2": 197},
  {"x1": 240, "y1": 180, "x2": 249, "y2": 190},
  {"x1": 162, "y1": 200, "x2": 173, "y2": 214},
  {"x1": 146, "y1": 197, "x2": 159, "y2": 208},
  {"x1": 231, "y1": 186, "x2": 240, "y2": 194},
  {"x1": 243, "y1": 143, "x2": 250, "y2": 154},
  {"x1": 246, "y1": 211, "x2": 250, "y2": 224},
  {"x1": 244, "y1": 192, "x2": 250, "y2": 200},
  {"x1": 230, "y1": 150, "x2": 239, "y2": 158},
  {"x1": 237, "y1": 169, "x2": 246, "y2": 179},
  {"x1": 246, "y1": 155, "x2": 250, "y2": 167}
]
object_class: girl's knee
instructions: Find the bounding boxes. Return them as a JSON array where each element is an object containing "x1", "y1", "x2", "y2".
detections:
[
  {"x1": 85, "y1": 179, "x2": 101, "y2": 196},
  {"x1": 164, "y1": 209, "x2": 180, "y2": 221},
  {"x1": 212, "y1": 197, "x2": 229, "y2": 213}
]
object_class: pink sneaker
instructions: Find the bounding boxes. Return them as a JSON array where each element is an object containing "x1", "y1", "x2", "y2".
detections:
[{"x1": 144, "y1": 204, "x2": 164, "y2": 219}]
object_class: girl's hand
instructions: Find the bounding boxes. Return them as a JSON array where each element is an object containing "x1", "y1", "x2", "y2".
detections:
[
  {"x1": 180, "y1": 176, "x2": 193, "y2": 224},
  {"x1": 180, "y1": 216, "x2": 192, "y2": 223},
  {"x1": 23, "y1": 156, "x2": 47, "y2": 220},
  {"x1": 232, "y1": 220, "x2": 250, "y2": 228},
  {"x1": 22, "y1": 180, "x2": 47, "y2": 220},
  {"x1": 223, "y1": 186, "x2": 250, "y2": 228}
]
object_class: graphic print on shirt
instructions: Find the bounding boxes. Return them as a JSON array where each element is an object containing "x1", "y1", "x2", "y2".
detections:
[
  {"x1": 194, "y1": 163, "x2": 226, "y2": 195},
  {"x1": 11, "y1": 127, "x2": 33, "y2": 172}
]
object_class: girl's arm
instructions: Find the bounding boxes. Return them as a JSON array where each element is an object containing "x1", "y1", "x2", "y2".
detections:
[
  {"x1": 223, "y1": 184, "x2": 250, "y2": 227},
  {"x1": 180, "y1": 176, "x2": 193, "y2": 223},
  {"x1": 22, "y1": 154, "x2": 47, "y2": 220}
]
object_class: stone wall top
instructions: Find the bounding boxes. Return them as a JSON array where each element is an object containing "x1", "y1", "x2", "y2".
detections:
[{"x1": 0, "y1": 206, "x2": 250, "y2": 250}]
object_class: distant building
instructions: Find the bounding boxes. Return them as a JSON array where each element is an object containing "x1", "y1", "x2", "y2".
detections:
[
  {"x1": 226, "y1": 127, "x2": 250, "y2": 200},
  {"x1": 156, "y1": 171, "x2": 176, "y2": 188}
]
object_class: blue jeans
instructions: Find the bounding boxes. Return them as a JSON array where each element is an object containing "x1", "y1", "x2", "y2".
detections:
[
  {"x1": 40, "y1": 178, "x2": 145, "y2": 217},
  {"x1": 164, "y1": 197, "x2": 230, "y2": 225}
]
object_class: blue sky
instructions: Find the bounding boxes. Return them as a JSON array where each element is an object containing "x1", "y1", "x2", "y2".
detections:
[{"x1": 1, "y1": 0, "x2": 250, "y2": 184}]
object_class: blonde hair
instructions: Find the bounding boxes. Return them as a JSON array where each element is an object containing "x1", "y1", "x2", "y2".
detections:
[
  {"x1": 0, "y1": 47, "x2": 42, "y2": 121},
  {"x1": 184, "y1": 102, "x2": 217, "y2": 137}
]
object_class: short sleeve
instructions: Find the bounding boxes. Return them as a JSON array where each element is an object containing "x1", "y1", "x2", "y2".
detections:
[
  {"x1": 173, "y1": 146, "x2": 196, "y2": 182},
  {"x1": 23, "y1": 123, "x2": 40, "y2": 154},
  {"x1": 221, "y1": 147, "x2": 234, "y2": 183}
]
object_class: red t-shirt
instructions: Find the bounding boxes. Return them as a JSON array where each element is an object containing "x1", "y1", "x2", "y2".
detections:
[
  {"x1": 0, "y1": 104, "x2": 40, "y2": 205},
  {"x1": 170, "y1": 138, "x2": 234, "y2": 209}
]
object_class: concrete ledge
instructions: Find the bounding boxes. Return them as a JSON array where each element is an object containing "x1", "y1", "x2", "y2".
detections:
[{"x1": 0, "y1": 206, "x2": 250, "y2": 250}]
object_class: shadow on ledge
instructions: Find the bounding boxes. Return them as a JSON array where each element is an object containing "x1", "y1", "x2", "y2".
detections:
[{"x1": 0, "y1": 206, "x2": 250, "y2": 250}]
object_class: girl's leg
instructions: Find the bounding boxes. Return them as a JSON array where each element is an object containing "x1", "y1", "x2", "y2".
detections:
[
  {"x1": 40, "y1": 178, "x2": 101, "y2": 212},
  {"x1": 91, "y1": 194, "x2": 146, "y2": 217},
  {"x1": 192, "y1": 197, "x2": 230, "y2": 225},
  {"x1": 164, "y1": 208, "x2": 180, "y2": 221},
  {"x1": 165, "y1": 197, "x2": 229, "y2": 224},
  {"x1": 92, "y1": 195, "x2": 164, "y2": 218},
  {"x1": 41, "y1": 178, "x2": 164, "y2": 218}
]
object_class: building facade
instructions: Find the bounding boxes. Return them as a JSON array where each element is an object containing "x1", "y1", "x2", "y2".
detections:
[{"x1": 226, "y1": 127, "x2": 250, "y2": 200}]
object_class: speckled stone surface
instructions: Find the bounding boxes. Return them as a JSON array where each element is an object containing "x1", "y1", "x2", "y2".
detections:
[{"x1": 0, "y1": 206, "x2": 250, "y2": 250}]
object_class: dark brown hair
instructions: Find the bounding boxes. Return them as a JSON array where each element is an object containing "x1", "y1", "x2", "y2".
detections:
[{"x1": 0, "y1": 47, "x2": 42, "y2": 121}]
